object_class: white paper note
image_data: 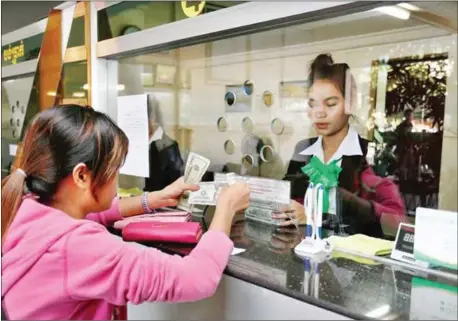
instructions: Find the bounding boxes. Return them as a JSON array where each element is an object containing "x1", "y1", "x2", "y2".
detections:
[
  {"x1": 9, "y1": 144, "x2": 18, "y2": 156},
  {"x1": 117, "y1": 94, "x2": 150, "y2": 177},
  {"x1": 231, "y1": 247, "x2": 246, "y2": 256}
]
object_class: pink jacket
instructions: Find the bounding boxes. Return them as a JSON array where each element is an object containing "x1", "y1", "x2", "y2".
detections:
[{"x1": 1, "y1": 198, "x2": 233, "y2": 320}]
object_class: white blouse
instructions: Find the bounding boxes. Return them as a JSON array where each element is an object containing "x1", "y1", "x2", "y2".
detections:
[{"x1": 299, "y1": 126, "x2": 363, "y2": 215}]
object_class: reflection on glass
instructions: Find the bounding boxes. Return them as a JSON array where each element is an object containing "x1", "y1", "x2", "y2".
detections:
[
  {"x1": 242, "y1": 154, "x2": 254, "y2": 170},
  {"x1": 225, "y1": 91, "x2": 236, "y2": 107},
  {"x1": 263, "y1": 91, "x2": 273, "y2": 107},
  {"x1": 260, "y1": 145, "x2": 275, "y2": 163},
  {"x1": 217, "y1": 117, "x2": 228, "y2": 132},
  {"x1": 242, "y1": 117, "x2": 254, "y2": 133},
  {"x1": 61, "y1": 61, "x2": 88, "y2": 101},
  {"x1": 243, "y1": 80, "x2": 254, "y2": 96},
  {"x1": 114, "y1": 4, "x2": 457, "y2": 239},
  {"x1": 224, "y1": 140, "x2": 235, "y2": 155},
  {"x1": 270, "y1": 118, "x2": 284, "y2": 135},
  {"x1": 67, "y1": 16, "x2": 85, "y2": 48}
]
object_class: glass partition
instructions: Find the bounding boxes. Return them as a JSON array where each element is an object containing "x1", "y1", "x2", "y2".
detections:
[{"x1": 115, "y1": 2, "x2": 457, "y2": 239}]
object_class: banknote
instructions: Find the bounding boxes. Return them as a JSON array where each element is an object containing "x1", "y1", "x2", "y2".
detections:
[
  {"x1": 209, "y1": 173, "x2": 291, "y2": 225},
  {"x1": 178, "y1": 152, "x2": 211, "y2": 211},
  {"x1": 188, "y1": 182, "x2": 225, "y2": 206},
  {"x1": 223, "y1": 173, "x2": 290, "y2": 204},
  {"x1": 184, "y1": 152, "x2": 210, "y2": 184}
]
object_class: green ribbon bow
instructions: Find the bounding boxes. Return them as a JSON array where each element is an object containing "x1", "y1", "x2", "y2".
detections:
[{"x1": 301, "y1": 156, "x2": 342, "y2": 213}]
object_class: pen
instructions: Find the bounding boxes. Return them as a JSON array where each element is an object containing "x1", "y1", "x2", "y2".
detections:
[
  {"x1": 305, "y1": 183, "x2": 314, "y2": 238},
  {"x1": 316, "y1": 184, "x2": 323, "y2": 240}
]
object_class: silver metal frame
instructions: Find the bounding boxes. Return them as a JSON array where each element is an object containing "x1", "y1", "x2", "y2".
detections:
[{"x1": 96, "y1": 1, "x2": 391, "y2": 59}]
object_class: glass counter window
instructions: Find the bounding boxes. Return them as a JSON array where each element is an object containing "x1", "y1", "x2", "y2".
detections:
[{"x1": 114, "y1": 2, "x2": 457, "y2": 240}]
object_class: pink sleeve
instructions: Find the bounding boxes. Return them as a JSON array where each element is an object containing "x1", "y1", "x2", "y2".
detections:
[
  {"x1": 361, "y1": 168, "x2": 405, "y2": 219},
  {"x1": 85, "y1": 198, "x2": 123, "y2": 226},
  {"x1": 64, "y1": 224, "x2": 233, "y2": 305}
]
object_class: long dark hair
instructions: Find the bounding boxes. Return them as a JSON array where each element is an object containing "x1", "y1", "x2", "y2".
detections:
[
  {"x1": 308, "y1": 53, "x2": 357, "y2": 110},
  {"x1": 1, "y1": 105, "x2": 129, "y2": 245}
]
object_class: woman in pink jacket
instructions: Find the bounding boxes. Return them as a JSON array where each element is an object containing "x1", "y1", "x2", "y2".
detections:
[{"x1": 1, "y1": 105, "x2": 250, "y2": 320}]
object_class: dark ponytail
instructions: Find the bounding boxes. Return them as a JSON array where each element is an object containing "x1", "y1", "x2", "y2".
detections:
[
  {"x1": 1, "y1": 105, "x2": 129, "y2": 248},
  {"x1": 1, "y1": 170, "x2": 27, "y2": 245},
  {"x1": 308, "y1": 53, "x2": 357, "y2": 110}
]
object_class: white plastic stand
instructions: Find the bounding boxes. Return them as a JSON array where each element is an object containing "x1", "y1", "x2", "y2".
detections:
[{"x1": 294, "y1": 183, "x2": 333, "y2": 258}]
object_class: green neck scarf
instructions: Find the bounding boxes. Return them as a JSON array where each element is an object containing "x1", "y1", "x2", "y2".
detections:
[{"x1": 301, "y1": 156, "x2": 342, "y2": 213}]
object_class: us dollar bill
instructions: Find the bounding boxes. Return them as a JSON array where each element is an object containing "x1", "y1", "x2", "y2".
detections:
[
  {"x1": 188, "y1": 182, "x2": 225, "y2": 206},
  {"x1": 178, "y1": 152, "x2": 211, "y2": 211}
]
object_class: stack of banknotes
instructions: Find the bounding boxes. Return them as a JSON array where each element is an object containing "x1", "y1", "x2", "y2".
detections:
[{"x1": 187, "y1": 169, "x2": 291, "y2": 226}]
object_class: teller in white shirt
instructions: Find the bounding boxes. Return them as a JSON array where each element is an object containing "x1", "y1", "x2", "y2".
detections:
[{"x1": 274, "y1": 53, "x2": 405, "y2": 237}]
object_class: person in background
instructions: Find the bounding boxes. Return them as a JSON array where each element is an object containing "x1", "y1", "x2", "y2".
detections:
[
  {"x1": 274, "y1": 54, "x2": 405, "y2": 237},
  {"x1": 394, "y1": 108, "x2": 415, "y2": 181},
  {"x1": 144, "y1": 97, "x2": 184, "y2": 192},
  {"x1": 1, "y1": 105, "x2": 250, "y2": 320}
]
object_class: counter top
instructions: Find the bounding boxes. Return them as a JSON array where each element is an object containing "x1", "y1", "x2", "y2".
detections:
[{"x1": 116, "y1": 213, "x2": 458, "y2": 320}]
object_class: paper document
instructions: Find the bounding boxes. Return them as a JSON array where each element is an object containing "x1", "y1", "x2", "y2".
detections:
[
  {"x1": 117, "y1": 94, "x2": 150, "y2": 177},
  {"x1": 9, "y1": 144, "x2": 17, "y2": 156}
]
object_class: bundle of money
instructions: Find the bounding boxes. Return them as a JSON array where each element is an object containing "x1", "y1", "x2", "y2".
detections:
[
  {"x1": 178, "y1": 152, "x2": 211, "y2": 211},
  {"x1": 215, "y1": 172, "x2": 291, "y2": 226},
  {"x1": 188, "y1": 182, "x2": 226, "y2": 206}
]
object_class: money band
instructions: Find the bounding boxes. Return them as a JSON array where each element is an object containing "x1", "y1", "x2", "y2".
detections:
[{"x1": 141, "y1": 192, "x2": 155, "y2": 214}]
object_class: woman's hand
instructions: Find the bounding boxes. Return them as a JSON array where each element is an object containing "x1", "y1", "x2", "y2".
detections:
[
  {"x1": 270, "y1": 227, "x2": 302, "y2": 254},
  {"x1": 148, "y1": 177, "x2": 199, "y2": 208},
  {"x1": 272, "y1": 199, "x2": 307, "y2": 227},
  {"x1": 217, "y1": 182, "x2": 251, "y2": 214},
  {"x1": 209, "y1": 182, "x2": 251, "y2": 236}
]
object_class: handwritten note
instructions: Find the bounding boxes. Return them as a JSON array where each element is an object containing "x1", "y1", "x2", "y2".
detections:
[{"x1": 117, "y1": 94, "x2": 150, "y2": 177}]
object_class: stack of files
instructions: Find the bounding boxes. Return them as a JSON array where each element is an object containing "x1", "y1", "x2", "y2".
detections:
[{"x1": 113, "y1": 211, "x2": 191, "y2": 230}]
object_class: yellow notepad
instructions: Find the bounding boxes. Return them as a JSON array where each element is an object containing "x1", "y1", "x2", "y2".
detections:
[
  {"x1": 327, "y1": 234, "x2": 394, "y2": 256},
  {"x1": 326, "y1": 234, "x2": 394, "y2": 265}
]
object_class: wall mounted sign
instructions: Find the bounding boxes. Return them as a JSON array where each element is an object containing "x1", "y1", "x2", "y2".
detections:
[
  {"x1": 3, "y1": 41, "x2": 25, "y2": 65},
  {"x1": 1, "y1": 33, "x2": 43, "y2": 67},
  {"x1": 181, "y1": 1, "x2": 206, "y2": 18}
]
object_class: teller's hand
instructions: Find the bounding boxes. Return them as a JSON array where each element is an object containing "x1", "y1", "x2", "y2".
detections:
[
  {"x1": 272, "y1": 199, "x2": 307, "y2": 227},
  {"x1": 270, "y1": 227, "x2": 302, "y2": 254}
]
